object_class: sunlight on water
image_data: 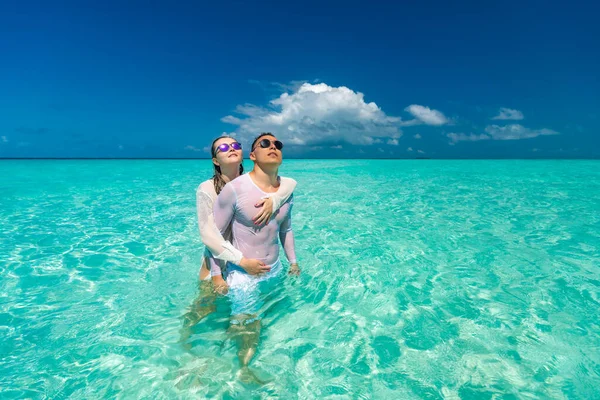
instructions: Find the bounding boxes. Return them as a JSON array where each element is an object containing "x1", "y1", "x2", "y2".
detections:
[{"x1": 1, "y1": 160, "x2": 599, "y2": 399}]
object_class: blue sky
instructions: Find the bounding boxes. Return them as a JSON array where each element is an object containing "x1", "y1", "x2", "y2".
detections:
[{"x1": 1, "y1": 0, "x2": 598, "y2": 158}]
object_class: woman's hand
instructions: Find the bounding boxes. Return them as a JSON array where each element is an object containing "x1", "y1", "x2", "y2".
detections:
[
  {"x1": 252, "y1": 197, "x2": 274, "y2": 226},
  {"x1": 240, "y1": 257, "x2": 271, "y2": 275}
]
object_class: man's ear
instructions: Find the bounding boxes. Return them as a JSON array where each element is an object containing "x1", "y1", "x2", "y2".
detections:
[{"x1": 249, "y1": 151, "x2": 256, "y2": 162}]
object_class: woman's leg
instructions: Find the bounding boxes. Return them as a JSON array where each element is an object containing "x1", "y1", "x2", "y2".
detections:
[{"x1": 179, "y1": 257, "x2": 217, "y2": 350}]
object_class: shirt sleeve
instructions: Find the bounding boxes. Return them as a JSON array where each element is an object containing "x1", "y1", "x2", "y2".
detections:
[
  {"x1": 279, "y1": 196, "x2": 297, "y2": 264},
  {"x1": 267, "y1": 177, "x2": 297, "y2": 212},
  {"x1": 213, "y1": 182, "x2": 237, "y2": 235},
  {"x1": 196, "y1": 187, "x2": 243, "y2": 265}
]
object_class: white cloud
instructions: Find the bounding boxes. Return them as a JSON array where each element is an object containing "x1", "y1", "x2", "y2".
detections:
[
  {"x1": 417, "y1": 150, "x2": 425, "y2": 154},
  {"x1": 331, "y1": 145, "x2": 343, "y2": 149},
  {"x1": 404, "y1": 105, "x2": 449, "y2": 126},
  {"x1": 222, "y1": 82, "x2": 402, "y2": 146},
  {"x1": 447, "y1": 124, "x2": 559, "y2": 144},
  {"x1": 492, "y1": 108, "x2": 524, "y2": 120},
  {"x1": 221, "y1": 115, "x2": 243, "y2": 124},
  {"x1": 185, "y1": 145, "x2": 205, "y2": 152},
  {"x1": 1, "y1": 136, "x2": 7, "y2": 143},
  {"x1": 413, "y1": 133, "x2": 421, "y2": 139},
  {"x1": 484, "y1": 124, "x2": 558, "y2": 140},
  {"x1": 407, "y1": 147, "x2": 413, "y2": 152},
  {"x1": 249, "y1": 79, "x2": 312, "y2": 93},
  {"x1": 387, "y1": 138, "x2": 399, "y2": 145},
  {"x1": 447, "y1": 132, "x2": 491, "y2": 144}
]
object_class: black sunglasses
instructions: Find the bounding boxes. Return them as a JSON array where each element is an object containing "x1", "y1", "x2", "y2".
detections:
[
  {"x1": 253, "y1": 138, "x2": 283, "y2": 151},
  {"x1": 215, "y1": 142, "x2": 242, "y2": 154}
]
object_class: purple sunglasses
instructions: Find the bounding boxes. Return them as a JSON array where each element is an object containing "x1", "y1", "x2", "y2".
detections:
[{"x1": 215, "y1": 142, "x2": 242, "y2": 155}]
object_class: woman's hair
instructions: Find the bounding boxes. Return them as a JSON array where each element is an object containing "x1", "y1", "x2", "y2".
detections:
[{"x1": 211, "y1": 135, "x2": 244, "y2": 195}]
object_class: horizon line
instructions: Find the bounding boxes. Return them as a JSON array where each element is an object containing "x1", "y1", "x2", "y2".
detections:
[{"x1": 1, "y1": 157, "x2": 598, "y2": 161}]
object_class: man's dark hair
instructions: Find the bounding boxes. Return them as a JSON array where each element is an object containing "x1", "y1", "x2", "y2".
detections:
[{"x1": 251, "y1": 132, "x2": 276, "y2": 151}]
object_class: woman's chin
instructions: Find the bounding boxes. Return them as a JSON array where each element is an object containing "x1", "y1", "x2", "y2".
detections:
[{"x1": 222, "y1": 158, "x2": 242, "y2": 167}]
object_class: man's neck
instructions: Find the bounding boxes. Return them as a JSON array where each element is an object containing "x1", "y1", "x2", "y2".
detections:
[{"x1": 249, "y1": 164, "x2": 280, "y2": 193}]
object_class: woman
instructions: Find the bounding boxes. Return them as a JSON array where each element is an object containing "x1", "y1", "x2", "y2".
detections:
[{"x1": 196, "y1": 135, "x2": 296, "y2": 287}]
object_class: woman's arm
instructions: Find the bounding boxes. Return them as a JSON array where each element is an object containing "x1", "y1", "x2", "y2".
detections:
[
  {"x1": 271, "y1": 177, "x2": 297, "y2": 211},
  {"x1": 196, "y1": 188, "x2": 243, "y2": 265},
  {"x1": 253, "y1": 177, "x2": 297, "y2": 225}
]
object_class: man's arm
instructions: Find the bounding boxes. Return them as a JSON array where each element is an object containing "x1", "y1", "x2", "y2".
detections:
[
  {"x1": 213, "y1": 182, "x2": 237, "y2": 234},
  {"x1": 208, "y1": 183, "x2": 237, "y2": 293},
  {"x1": 279, "y1": 196, "x2": 299, "y2": 274}
]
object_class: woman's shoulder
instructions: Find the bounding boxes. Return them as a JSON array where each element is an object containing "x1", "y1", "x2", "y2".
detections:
[{"x1": 197, "y1": 179, "x2": 217, "y2": 197}]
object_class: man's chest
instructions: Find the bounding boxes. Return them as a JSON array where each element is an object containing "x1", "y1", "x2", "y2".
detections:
[{"x1": 234, "y1": 197, "x2": 290, "y2": 227}]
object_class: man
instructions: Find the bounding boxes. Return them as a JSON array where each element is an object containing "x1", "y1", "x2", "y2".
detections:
[{"x1": 209, "y1": 132, "x2": 299, "y2": 374}]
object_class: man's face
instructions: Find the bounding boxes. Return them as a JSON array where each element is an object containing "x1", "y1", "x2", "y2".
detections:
[{"x1": 250, "y1": 135, "x2": 283, "y2": 166}]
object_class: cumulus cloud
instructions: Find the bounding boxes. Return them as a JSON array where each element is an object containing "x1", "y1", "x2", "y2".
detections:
[
  {"x1": 404, "y1": 105, "x2": 449, "y2": 126},
  {"x1": 222, "y1": 82, "x2": 403, "y2": 146},
  {"x1": 407, "y1": 147, "x2": 413, "y2": 152},
  {"x1": 492, "y1": 108, "x2": 524, "y2": 120},
  {"x1": 413, "y1": 133, "x2": 422, "y2": 139},
  {"x1": 485, "y1": 124, "x2": 558, "y2": 140},
  {"x1": 1, "y1": 136, "x2": 7, "y2": 143},
  {"x1": 387, "y1": 138, "x2": 399, "y2": 145}
]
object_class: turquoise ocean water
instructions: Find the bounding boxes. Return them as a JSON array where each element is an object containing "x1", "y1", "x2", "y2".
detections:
[{"x1": 1, "y1": 159, "x2": 599, "y2": 399}]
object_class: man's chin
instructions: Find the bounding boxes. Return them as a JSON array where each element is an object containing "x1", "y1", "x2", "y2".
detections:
[{"x1": 258, "y1": 158, "x2": 282, "y2": 166}]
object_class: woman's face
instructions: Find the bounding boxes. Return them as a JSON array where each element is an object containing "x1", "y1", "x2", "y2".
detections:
[{"x1": 212, "y1": 137, "x2": 242, "y2": 168}]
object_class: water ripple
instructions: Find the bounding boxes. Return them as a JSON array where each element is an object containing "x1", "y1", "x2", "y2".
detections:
[{"x1": 1, "y1": 159, "x2": 599, "y2": 398}]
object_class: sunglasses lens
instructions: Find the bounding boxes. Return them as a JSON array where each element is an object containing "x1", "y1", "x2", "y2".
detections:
[
  {"x1": 217, "y1": 142, "x2": 242, "y2": 154},
  {"x1": 258, "y1": 139, "x2": 284, "y2": 150}
]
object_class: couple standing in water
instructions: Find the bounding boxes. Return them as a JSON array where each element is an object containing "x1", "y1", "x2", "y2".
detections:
[{"x1": 182, "y1": 132, "x2": 299, "y2": 380}]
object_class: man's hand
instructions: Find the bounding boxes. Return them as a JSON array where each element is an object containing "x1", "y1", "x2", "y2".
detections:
[
  {"x1": 212, "y1": 275, "x2": 229, "y2": 295},
  {"x1": 240, "y1": 257, "x2": 271, "y2": 275},
  {"x1": 288, "y1": 263, "x2": 300, "y2": 276},
  {"x1": 252, "y1": 197, "x2": 274, "y2": 226}
]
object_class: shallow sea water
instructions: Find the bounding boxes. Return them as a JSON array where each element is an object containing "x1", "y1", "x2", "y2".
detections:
[{"x1": 1, "y1": 159, "x2": 599, "y2": 399}]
